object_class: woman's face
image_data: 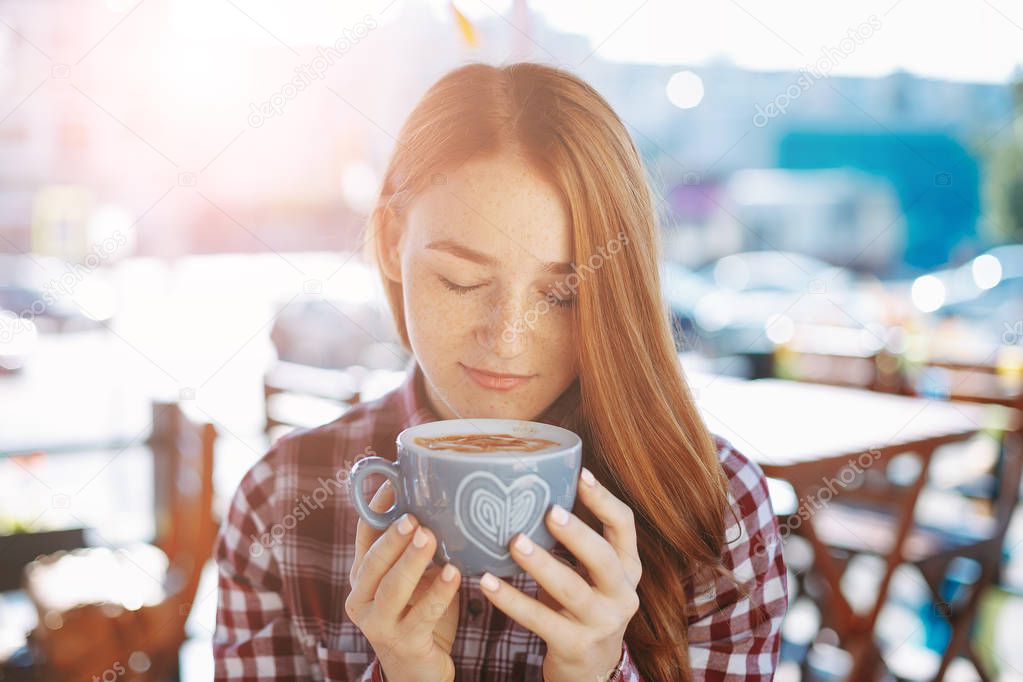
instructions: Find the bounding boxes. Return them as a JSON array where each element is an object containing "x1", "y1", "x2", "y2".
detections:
[{"x1": 382, "y1": 151, "x2": 579, "y2": 421}]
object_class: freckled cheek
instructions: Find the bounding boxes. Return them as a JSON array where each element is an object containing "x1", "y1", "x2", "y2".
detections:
[
  {"x1": 541, "y1": 316, "x2": 577, "y2": 370},
  {"x1": 548, "y1": 309, "x2": 574, "y2": 335},
  {"x1": 405, "y1": 284, "x2": 482, "y2": 345}
]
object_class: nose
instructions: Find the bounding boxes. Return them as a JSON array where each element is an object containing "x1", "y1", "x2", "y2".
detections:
[{"x1": 476, "y1": 285, "x2": 530, "y2": 359}]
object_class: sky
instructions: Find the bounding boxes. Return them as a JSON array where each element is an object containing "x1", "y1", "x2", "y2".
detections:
[
  {"x1": 426, "y1": 0, "x2": 1023, "y2": 84},
  {"x1": 109, "y1": 0, "x2": 1023, "y2": 84}
]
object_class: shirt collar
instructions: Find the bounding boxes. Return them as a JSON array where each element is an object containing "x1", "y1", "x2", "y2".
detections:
[{"x1": 394, "y1": 356, "x2": 581, "y2": 432}]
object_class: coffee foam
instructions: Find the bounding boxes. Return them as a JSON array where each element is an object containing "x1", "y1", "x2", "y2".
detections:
[{"x1": 412, "y1": 433, "x2": 562, "y2": 454}]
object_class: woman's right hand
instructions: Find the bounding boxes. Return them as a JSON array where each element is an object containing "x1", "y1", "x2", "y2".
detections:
[{"x1": 346, "y1": 480, "x2": 462, "y2": 682}]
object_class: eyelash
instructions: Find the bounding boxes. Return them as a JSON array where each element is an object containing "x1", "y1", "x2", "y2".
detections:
[
  {"x1": 437, "y1": 277, "x2": 575, "y2": 308},
  {"x1": 438, "y1": 276, "x2": 483, "y2": 295},
  {"x1": 546, "y1": 292, "x2": 576, "y2": 309}
]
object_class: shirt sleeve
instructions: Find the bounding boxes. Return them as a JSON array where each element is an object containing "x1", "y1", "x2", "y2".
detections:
[
  {"x1": 685, "y1": 454, "x2": 789, "y2": 680},
  {"x1": 212, "y1": 445, "x2": 385, "y2": 681},
  {"x1": 607, "y1": 639, "x2": 644, "y2": 681}
]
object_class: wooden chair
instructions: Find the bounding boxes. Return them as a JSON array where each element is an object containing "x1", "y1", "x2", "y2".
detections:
[
  {"x1": 809, "y1": 427, "x2": 1020, "y2": 681},
  {"x1": 263, "y1": 360, "x2": 361, "y2": 435},
  {"x1": 22, "y1": 401, "x2": 217, "y2": 681},
  {"x1": 802, "y1": 358, "x2": 1023, "y2": 681},
  {"x1": 150, "y1": 400, "x2": 219, "y2": 601},
  {"x1": 772, "y1": 324, "x2": 912, "y2": 395}
]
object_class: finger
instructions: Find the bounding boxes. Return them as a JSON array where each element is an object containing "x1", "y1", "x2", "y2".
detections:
[
  {"x1": 537, "y1": 554, "x2": 582, "y2": 615},
  {"x1": 508, "y1": 532, "x2": 598, "y2": 622},
  {"x1": 348, "y1": 511, "x2": 419, "y2": 606},
  {"x1": 375, "y1": 524, "x2": 440, "y2": 621},
  {"x1": 354, "y1": 479, "x2": 396, "y2": 562},
  {"x1": 478, "y1": 571, "x2": 577, "y2": 644},
  {"x1": 353, "y1": 480, "x2": 401, "y2": 584},
  {"x1": 576, "y1": 467, "x2": 642, "y2": 586},
  {"x1": 401, "y1": 562, "x2": 461, "y2": 639},
  {"x1": 541, "y1": 504, "x2": 626, "y2": 597}
]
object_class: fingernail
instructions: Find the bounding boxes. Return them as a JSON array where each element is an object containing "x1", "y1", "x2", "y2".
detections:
[
  {"x1": 513, "y1": 534, "x2": 534, "y2": 555},
  {"x1": 480, "y1": 572, "x2": 499, "y2": 592},
  {"x1": 413, "y1": 527, "x2": 428, "y2": 548},
  {"x1": 441, "y1": 563, "x2": 457, "y2": 582},
  {"x1": 581, "y1": 467, "x2": 596, "y2": 487},
  {"x1": 550, "y1": 504, "x2": 569, "y2": 526},
  {"x1": 397, "y1": 514, "x2": 414, "y2": 535}
]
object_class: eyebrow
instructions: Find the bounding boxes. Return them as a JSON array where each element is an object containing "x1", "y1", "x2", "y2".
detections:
[{"x1": 426, "y1": 239, "x2": 575, "y2": 275}]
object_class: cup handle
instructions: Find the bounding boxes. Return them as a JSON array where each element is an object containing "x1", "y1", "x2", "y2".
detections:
[{"x1": 349, "y1": 457, "x2": 403, "y2": 529}]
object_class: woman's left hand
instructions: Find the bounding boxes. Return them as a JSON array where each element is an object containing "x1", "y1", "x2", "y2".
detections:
[{"x1": 477, "y1": 467, "x2": 643, "y2": 682}]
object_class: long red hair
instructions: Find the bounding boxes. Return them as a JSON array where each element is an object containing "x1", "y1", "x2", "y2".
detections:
[{"x1": 364, "y1": 62, "x2": 730, "y2": 681}]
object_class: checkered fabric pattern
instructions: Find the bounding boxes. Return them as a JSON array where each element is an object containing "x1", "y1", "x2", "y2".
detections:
[{"x1": 213, "y1": 358, "x2": 787, "y2": 680}]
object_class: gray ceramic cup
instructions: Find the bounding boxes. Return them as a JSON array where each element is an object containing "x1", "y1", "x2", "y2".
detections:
[{"x1": 349, "y1": 418, "x2": 582, "y2": 577}]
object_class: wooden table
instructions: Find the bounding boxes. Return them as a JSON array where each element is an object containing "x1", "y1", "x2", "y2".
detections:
[{"x1": 686, "y1": 370, "x2": 1012, "y2": 679}]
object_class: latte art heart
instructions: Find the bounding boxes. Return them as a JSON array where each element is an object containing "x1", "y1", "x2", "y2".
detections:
[{"x1": 454, "y1": 472, "x2": 551, "y2": 559}]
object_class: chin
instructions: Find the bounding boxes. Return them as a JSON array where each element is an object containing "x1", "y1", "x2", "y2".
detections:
[
  {"x1": 458, "y1": 402, "x2": 531, "y2": 421},
  {"x1": 462, "y1": 407, "x2": 517, "y2": 420}
]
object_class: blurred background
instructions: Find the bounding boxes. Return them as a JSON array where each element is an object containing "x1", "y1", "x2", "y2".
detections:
[{"x1": 1, "y1": 0, "x2": 1023, "y2": 680}]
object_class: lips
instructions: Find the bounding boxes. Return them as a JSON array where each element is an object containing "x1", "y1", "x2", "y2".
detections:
[{"x1": 461, "y1": 363, "x2": 535, "y2": 391}]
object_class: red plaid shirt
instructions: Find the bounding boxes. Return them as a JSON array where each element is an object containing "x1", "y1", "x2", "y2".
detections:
[{"x1": 213, "y1": 358, "x2": 787, "y2": 680}]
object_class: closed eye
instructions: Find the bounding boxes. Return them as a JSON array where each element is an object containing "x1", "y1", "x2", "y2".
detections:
[
  {"x1": 439, "y1": 275, "x2": 576, "y2": 308},
  {"x1": 545, "y1": 292, "x2": 576, "y2": 308},
  {"x1": 438, "y1": 276, "x2": 484, "y2": 294}
]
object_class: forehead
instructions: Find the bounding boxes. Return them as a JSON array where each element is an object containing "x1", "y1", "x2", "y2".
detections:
[{"x1": 405, "y1": 154, "x2": 573, "y2": 265}]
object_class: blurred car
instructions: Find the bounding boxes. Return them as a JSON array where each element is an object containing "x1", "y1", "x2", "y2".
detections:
[
  {"x1": 659, "y1": 260, "x2": 716, "y2": 349},
  {"x1": 0, "y1": 309, "x2": 38, "y2": 373},
  {"x1": 695, "y1": 250, "x2": 856, "y2": 293},
  {"x1": 0, "y1": 254, "x2": 113, "y2": 372},
  {"x1": 269, "y1": 296, "x2": 408, "y2": 371},
  {"x1": 0, "y1": 255, "x2": 111, "y2": 334},
  {"x1": 937, "y1": 277, "x2": 1023, "y2": 344},
  {"x1": 984, "y1": 244, "x2": 1023, "y2": 279},
  {"x1": 891, "y1": 245, "x2": 1023, "y2": 344},
  {"x1": 678, "y1": 251, "x2": 881, "y2": 360}
]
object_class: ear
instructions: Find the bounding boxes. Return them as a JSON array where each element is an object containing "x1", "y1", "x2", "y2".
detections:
[{"x1": 376, "y1": 205, "x2": 404, "y2": 283}]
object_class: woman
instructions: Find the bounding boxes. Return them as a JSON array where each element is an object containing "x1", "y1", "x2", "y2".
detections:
[{"x1": 214, "y1": 61, "x2": 787, "y2": 681}]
